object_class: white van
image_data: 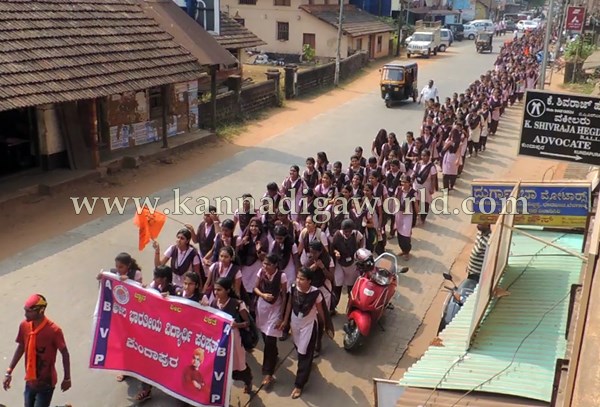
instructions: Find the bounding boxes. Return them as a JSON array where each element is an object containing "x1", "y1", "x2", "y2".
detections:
[
  {"x1": 463, "y1": 24, "x2": 478, "y2": 40},
  {"x1": 469, "y1": 19, "x2": 494, "y2": 32},
  {"x1": 439, "y1": 29, "x2": 452, "y2": 51}
]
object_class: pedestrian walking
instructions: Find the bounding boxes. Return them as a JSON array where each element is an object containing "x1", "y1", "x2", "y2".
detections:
[
  {"x1": 210, "y1": 278, "x2": 253, "y2": 394},
  {"x1": 153, "y1": 228, "x2": 202, "y2": 288},
  {"x1": 236, "y1": 217, "x2": 269, "y2": 308},
  {"x1": 253, "y1": 253, "x2": 288, "y2": 387},
  {"x1": 3, "y1": 294, "x2": 71, "y2": 407},
  {"x1": 394, "y1": 175, "x2": 418, "y2": 260},
  {"x1": 233, "y1": 193, "x2": 258, "y2": 236},
  {"x1": 282, "y1": 268, "x2": 331, "y2": 400},
  {"x1": 305, "y1": 240, "x2": 335, "y2": 355},
  {"x1": 330, "y1": 219, "x2": 364, "y2": 312},
  {"x1": 418, "y1": 80, "x2": 440, "y2": 105},
  {"x1": 411, "y1": 150, "x2": 437, "y2": 224},
  {"x1": 202, "y1": 246, "x2": 243, "y2": 304},
  {"x1": 186, "y1": 206, "x2": 219, "y2": 267},
  {"x1": 441, "y1": 129, "x2": 460, "y2": 191}
]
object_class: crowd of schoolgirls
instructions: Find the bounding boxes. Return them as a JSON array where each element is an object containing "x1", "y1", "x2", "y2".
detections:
[{"x1": 100, "y1": 29, "x2": 542, "y2": 404}]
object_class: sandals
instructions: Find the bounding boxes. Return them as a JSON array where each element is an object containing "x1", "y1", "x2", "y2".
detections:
[
  {"x1": 291, "y1": 387, "x2": 302, "y2": 399},
  {"x1": 261, "y1": 376, "x2": 274, "y2": 387},
  {"x1": 135, "y1": 389, "x2": 152, "y2": 402},
  {"x1": 116, "y1": 375, "x2": 126, "y2": 382}
]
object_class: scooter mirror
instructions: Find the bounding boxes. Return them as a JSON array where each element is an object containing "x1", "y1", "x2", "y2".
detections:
[
  {"x1": 399, "y1": 266, "x2": 409, "y2": 274},
  {"x1": 442, "y1": 272, "x2": 453, "y2": 281}
]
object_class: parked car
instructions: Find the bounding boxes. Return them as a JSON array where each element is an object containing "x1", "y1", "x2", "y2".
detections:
[
  {"x1": 517, "y1": 20, "x2": 538, "y2": 31},
  {"x1": 503, "y1": 19, "x2": 516, "y2": 31},
  {"x1": 445, "y1": 23, "x2": 465, "y2": 41},
  {"x1": 470, "y1": 19, "x2": 494, "y2": 33},
  {"x1": 439, "y1": 29, "x2": 452, "y2": 51},
  {"x1": 463, "y1": 24, "x2": 478, "y2": 40}
]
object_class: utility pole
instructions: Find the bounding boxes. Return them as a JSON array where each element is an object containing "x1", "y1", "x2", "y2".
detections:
[
  {"x1": 334, "y1": 0, "x2": 344, "y2": 86},
  {"x1": 396, "y1": 1, "x2": 404, "y2": 56},
  {"x1": 555, "y1": 0, "x2": 567, "y2": 59},
  {"x1": 538, "y1": 0, "x2": 556, "y2": 89}
]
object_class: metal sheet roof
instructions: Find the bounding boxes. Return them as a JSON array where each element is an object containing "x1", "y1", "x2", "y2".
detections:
[
  {"x1": 398, "y1": 230, "x2": 585, "y2": 403},
  {"x1": 395, "y1": 387, "x2": 549, "y2": 406}
]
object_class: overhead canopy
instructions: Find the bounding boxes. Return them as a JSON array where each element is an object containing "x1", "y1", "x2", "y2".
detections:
[
  {"x1": 138, "y1": 0, "x2": 238, "y2": 68},
  {"x1": 0, "y1": 0, "x2": 206, "y2": 112}
]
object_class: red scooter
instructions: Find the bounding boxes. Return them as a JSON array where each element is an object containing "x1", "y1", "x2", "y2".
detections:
[{"x1": 343, "y1": 249, "x2": 409, "y2": 351}]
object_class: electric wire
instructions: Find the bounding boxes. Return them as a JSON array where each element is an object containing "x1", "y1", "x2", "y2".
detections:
[{"x1": 421, "y1": 233, "x2": 567, "y2": 406}]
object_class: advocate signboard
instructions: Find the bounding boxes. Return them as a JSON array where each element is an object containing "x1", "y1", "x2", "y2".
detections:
[
  {"x1": 565, "y1": 6, "x2": 586, "y2": 32},
  {"x1": 471, "y1": 181, "x2": 591, "y2": 228},
  {"x1": 518, "y1": 90, "x2": 600, "y2": 166}
]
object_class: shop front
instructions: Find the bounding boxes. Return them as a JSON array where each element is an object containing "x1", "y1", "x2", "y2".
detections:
[
  {"x1": 0, "y1": 107, "x2": 40, "y2": 177},
  {"x1": 97, "y1": 81, "x2": 200, "y2": 159}
]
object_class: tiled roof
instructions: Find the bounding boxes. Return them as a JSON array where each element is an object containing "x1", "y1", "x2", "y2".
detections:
[
  {"x1": 299, "y1": 4, "x2": 395, "y2": 37},
  {"x1": 0, "y1": 0, "x2": 206, "y2": 112},
  {"x1": 399, "y1": 231, "x2": 585, "y2": 402},
  {"x1": 214, "y1": 12, "x2": 266, "y2": 50},
  {"x1": 139, "y1": 1, "x2": 238, "y2": 66}
]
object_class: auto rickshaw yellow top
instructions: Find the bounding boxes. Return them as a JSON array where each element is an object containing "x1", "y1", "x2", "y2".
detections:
[{"x1": 380, "y1": 61, "x2": 418, "y2": 85}]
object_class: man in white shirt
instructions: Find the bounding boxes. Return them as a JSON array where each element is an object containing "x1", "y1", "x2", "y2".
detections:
[{"x1": 418, "y1": 80, "x2": 439, "y2": 105}]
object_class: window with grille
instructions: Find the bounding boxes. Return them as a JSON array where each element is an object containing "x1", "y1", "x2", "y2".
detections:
[
  {"x1": 277, "y1": 21, "x2": 289, "y2": 41},
  {"x1": 274, "y1": 0, "x2": 291, "y2": 6},
  {"x1": 377, "y1": 35, "x2": 382, "y2": 52},
  {"x1": 239, "y1": 0, "x2": 256, "y2": 5}
]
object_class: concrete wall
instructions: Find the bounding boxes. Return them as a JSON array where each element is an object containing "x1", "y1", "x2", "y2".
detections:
[
  {"x1": 222, "y1": 0, "x2": 350, "y2": 58},
  {"x1": 351, "y1": 32, "x2": 391, "y2": 58},
  {"x1": 475, "y1": 2, "x2": 489, "y2": 20}
]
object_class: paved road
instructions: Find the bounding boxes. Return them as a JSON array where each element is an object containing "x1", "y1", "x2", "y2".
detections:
[{"x1": 0, "y1": 37, "x2": 520, "y2": 407}]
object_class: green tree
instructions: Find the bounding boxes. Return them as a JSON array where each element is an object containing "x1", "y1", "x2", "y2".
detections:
[
  {"x1": 302, "y1": 44, "x2": 315, "y2": 63},
  {"x1": 564, "y1": 37, "x2": 595, "y2": 63}
]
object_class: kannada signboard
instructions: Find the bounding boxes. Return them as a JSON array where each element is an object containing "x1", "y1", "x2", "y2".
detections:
[
  {"x1": 90, "y1": 273, "x2": 234, "y2": 407},
  {"x1": 565, "y1": 6, "x2": 586, "y2": 32},
  {"x1": 471, "y1": 181, "x2": 591, "y2": 228},
  {"x1": 518, "y1": 90, "x2": 600, "y2": 166}
]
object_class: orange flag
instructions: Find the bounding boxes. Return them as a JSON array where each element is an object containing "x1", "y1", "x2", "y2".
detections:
[{"x1": 133, "y1": 206, "x2": 167, "y2": 250}]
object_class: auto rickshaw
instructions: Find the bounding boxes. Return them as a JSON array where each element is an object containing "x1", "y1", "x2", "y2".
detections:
[
  {"x1": 475, "y1": 32, "x2": 493, "y2": 53},
  {"x1": 379, "y1": 61, "x2": 418, "y2": 108}
]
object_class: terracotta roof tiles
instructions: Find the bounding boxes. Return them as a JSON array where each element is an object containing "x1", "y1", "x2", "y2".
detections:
[
  {"x1": 300, "y1": 4, "x2": 395, "y2": 37},
  {"x1": 0, "y1": 0, "x2": 207, "y2": 112},
  {"x1": 213, "y1": 12, "x2": 266, "y2": 50}
]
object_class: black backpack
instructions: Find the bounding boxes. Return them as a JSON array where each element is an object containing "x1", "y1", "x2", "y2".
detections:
[{"x1": 235, "y1": 302, "x2": 259, "y2": 351}]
